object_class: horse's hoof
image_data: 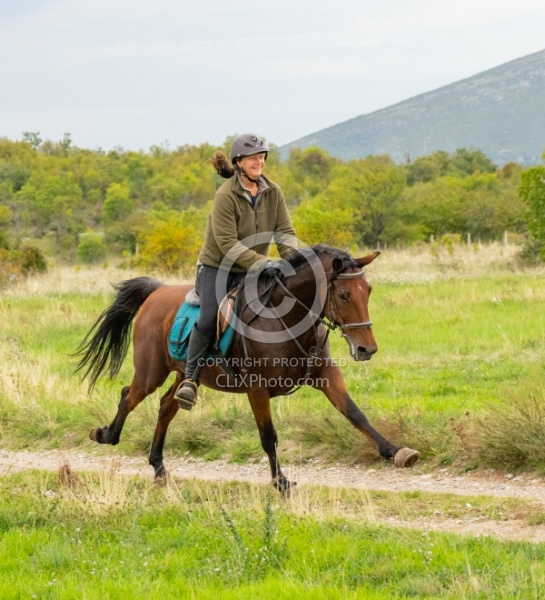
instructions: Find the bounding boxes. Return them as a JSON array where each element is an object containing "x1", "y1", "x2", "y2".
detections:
[
  {"x1": 394, "y1": 447, "x2": 420, "y2": 468},
  {"x1": 89, "y1": 426, "x2": 107, "y2": 443},
  {"x1": 153, "y1": 465, "x2": 168, "y2": 483},
  {"x1": 154, "y1": 474, "x2": 168, "y2": 487},
  {"x1": 273, "y1": 478, "x2": 297, "y2": 498}
]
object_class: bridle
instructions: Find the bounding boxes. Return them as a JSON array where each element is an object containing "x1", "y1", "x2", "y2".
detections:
[
  {"x1": 238, "y1": 265, "x2": 374, "y2": 390},
  {"x1": 264, "y1": 269, "x2": 373, "y2": 343},
  {"x1": 263, "y1": 266, "x2": 373, "y2": 337}
]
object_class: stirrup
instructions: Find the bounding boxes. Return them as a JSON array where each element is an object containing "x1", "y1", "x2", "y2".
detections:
[{"x1": 174, "y1": 379, "x2": 199, "y2": 411}]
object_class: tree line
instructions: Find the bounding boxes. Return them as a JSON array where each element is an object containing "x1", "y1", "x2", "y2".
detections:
[{"x1": 0, "y1": 133, "x2": 544, "y2": 279}]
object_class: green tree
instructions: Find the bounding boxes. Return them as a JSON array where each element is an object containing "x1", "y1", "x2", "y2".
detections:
[
  {"x1": 291, "y1": 195, "x2": 354, "y2": 247},
  {"x1": 147, "y1": 173, "x2": 183, "y2": 207},
  {"x1": 327, "y1": 156, "x2": 406, "y2": 247},
  {"x1": 461, "y1": 173, "x2": 525, "y2": 240},
  {"x1": 68, "y1": 149, "x2": 110, "y2": 216},
  {"x1": 77, "y1": 232, "x2": 107, "y2": 263},
  {"x1": 0, "y1": 138, "x2": 35, "y2": 192},
  {"x1": 407, "y1": 151, "x2": 450, "y2": 184},
  {"x1": 16, "y1": 171, "x2": 84, "y2": 248},
  {"x1": 102, "y1": 182, "x2": 134, "y2": 225},
  {"x1": 136, "y1": 206, "x2": 207, "y2": 272},
  {"x1": 0, "y1": 204, "x2": 12, "y2": 227},
  {"x1": 401, "y1": 178, "x2": 466, "y2": 238},
  {"x1": 449, "y1": 148, "x2": 497, "y2": 176},
  {"x1": 105, "y1": 213, "x2": 147, "y2": 255},
  {"x1": 22, "y1": 131, "x2": 42, "y2": 150},
  {"x1": 0, "y1": 134, "x2": 531, "y2": 263},
  {"x1": 518, "y1": 161, "x2": 545, "y2": 258},
  {"x1": 401, "y1": 171, "x2": 524, "y2": 242},
  {"x1": 285, "y1": 147, "x2": 339, "y2": 201},
  {"x1": 407, "y1": 148, "x2": 496, "y2": 185}
]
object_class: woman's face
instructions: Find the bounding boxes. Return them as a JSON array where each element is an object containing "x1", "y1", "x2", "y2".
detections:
[{"x1": 239, "y1": 152, "x2": 266, "y2": 180}]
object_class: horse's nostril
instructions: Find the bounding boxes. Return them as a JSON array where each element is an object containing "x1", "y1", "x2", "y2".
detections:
[{"x1": 358, "y1": 346, "x2": 377, "y2": 357}]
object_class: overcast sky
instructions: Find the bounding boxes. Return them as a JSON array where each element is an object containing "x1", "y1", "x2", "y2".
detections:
[{"x1": 1, "y1": 0, "x2": 544, "y2": 152}]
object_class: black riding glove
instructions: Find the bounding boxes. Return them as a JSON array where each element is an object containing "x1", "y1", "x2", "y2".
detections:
[{"x1": 260, "y1": 259, "x2": 290, "y2": 280}]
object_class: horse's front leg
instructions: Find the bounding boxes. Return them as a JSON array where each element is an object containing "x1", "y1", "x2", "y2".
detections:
[
  {"x1": 148, "y1": 380, "x2": 180, "y2": 480},
  {"x1": 315, "y1": 365, "x2": 419, "y2": 467},
  {"x1": 247, "y1": 388, "x2": 296, "y2": 495}
]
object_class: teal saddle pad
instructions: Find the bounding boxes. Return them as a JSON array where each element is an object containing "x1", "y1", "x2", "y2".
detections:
[{"x1": 168, "y1": 301, "x2": 236, "y2": 362}]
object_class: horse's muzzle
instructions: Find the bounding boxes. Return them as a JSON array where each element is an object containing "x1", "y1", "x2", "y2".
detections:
[
  {"x1": 354, "y1": 345, "x2": 377, "y2": 361},
  {"x1": 343, "y1": 333, "x2": 378, "y2": 361}
]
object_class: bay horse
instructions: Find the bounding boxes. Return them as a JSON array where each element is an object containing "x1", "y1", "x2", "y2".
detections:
[{"x1": 75, "y1": 244, "x2": 419, "y2": 492}]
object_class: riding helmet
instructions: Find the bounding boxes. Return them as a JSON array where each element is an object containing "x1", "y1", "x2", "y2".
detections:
[{"x1": 230, "y1": 133, "x2": 269, "y2": 164}]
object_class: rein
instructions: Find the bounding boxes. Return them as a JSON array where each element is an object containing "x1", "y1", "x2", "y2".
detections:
[
  {"x1": 240, "y1": 276, "x2": 326, "y2": 366},
  {"x1": 258, "y1": 275, "x2": 328, "y2": 394},
  {"x1": 237, "y1": 266, "x2": 372, "y2": 393},
  {"x1": 265, "y1": 267, "x2": 372, "y2": 338}
]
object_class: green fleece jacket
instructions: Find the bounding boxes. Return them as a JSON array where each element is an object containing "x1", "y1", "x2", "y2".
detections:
[{"x1": 198, "y1": 173, "x2": 297, "y2": 273}]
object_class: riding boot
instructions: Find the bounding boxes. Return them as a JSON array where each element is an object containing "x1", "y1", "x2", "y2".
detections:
[{"x1": 174, "y1": 326, "x2": 213, "y2": 410}]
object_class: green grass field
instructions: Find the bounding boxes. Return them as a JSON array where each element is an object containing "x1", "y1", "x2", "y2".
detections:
[
  {"x1": 1, "y1": 469, "x2": 545, "y2": 599},
  {"x1": 1, "y1": 242, "x2": 545, "y2": 598},
  {"x1": 1, "y1": 242, "x2": 544, "y2": 471}
]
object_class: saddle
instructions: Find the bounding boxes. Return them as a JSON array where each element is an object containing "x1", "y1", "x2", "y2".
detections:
[{"x1": 167, "y1": 287, "x2": 241, "y2": 362}]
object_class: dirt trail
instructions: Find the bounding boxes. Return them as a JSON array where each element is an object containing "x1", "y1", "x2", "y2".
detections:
[{"x1": 2, "y1": 448, "x2": 545, "y2": 543}]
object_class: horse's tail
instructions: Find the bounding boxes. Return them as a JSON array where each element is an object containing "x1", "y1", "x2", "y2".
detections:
[{"x1": 74, "y1": 276, "x2": 163, "y2": 390}]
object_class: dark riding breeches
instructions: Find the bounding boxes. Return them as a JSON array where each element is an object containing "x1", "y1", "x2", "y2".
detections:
[{"x1": 194, "y1": 265, "x2": 245, "y2": 339}]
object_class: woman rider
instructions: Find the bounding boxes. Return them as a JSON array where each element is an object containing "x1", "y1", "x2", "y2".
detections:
[{"x1": 174, "y1": 133, "x2": 298, "y2": 409}]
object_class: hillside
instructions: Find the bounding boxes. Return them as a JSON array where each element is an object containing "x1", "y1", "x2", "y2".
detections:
[{"x1": 280, "y1": 49, "x2": 545, "y2": 166}]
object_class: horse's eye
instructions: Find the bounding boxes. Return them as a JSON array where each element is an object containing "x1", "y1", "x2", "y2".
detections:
[{"x1": 337, "y1": 291, "x2": 349, "y2": 302}]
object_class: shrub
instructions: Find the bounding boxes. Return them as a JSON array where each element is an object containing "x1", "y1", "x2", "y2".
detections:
[
  {"x1": 77, "y1": 233, "x2": 107, "y2": 264},
  {"x1": 136, "y1": 207, "x2": 205, "y2": 273},
  {"x1": 0, "y1": 245, "x2": 47, "y2": 288},
  {"x1": 20, "y1": 245, "x2": 48, "y2": 274},
  {"x1": 517, "y1": 237, "x2": 544, "y2": 265}
]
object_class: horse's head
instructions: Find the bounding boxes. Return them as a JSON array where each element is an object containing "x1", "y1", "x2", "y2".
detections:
[
  {"x1": 254, "y1": 245, "x2": 379, "y2": 361},
  {"x1": 325, "y1": 250, "x2": 380, "y2": 361}
]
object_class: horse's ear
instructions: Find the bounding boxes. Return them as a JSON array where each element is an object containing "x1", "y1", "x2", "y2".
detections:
[
  {"x1": 356, "y1": 251, "x2": 380, "y2": 267},
  {"x1": 332, "y1": 257, "x2": 344, "y2": 272}
]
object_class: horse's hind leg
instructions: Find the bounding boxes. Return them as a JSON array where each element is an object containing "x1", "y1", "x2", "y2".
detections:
[
  {"x1": 149, "y1": 379, "x2": 180, "y2": 480},
  {"x1": 247, "y1": 389, "x2": 295, "y2": 495},
  {"x1": 89, "y1": 367, "x2": 170, "y2": 446},
  {"x1": 89, "y1": 384, "x2": 129, "y2": 445}
]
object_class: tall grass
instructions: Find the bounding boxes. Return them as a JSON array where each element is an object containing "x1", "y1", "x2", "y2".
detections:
[
  {"x1": 0, "y1": 468, "x2": 545, "y2": 599},
  {"x1": 1, "y1": 243, "x2": 545, "y2": 472}
]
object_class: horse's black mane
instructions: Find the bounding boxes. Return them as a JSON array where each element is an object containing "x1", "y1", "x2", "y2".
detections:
[{"x1": 286, "y1": 244, "x2": 357, "y2": 272}]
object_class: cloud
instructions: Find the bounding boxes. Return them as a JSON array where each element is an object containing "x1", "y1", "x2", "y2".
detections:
[{"x1": 1, "y1": 0, "x2": 544, "y2": 149}]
